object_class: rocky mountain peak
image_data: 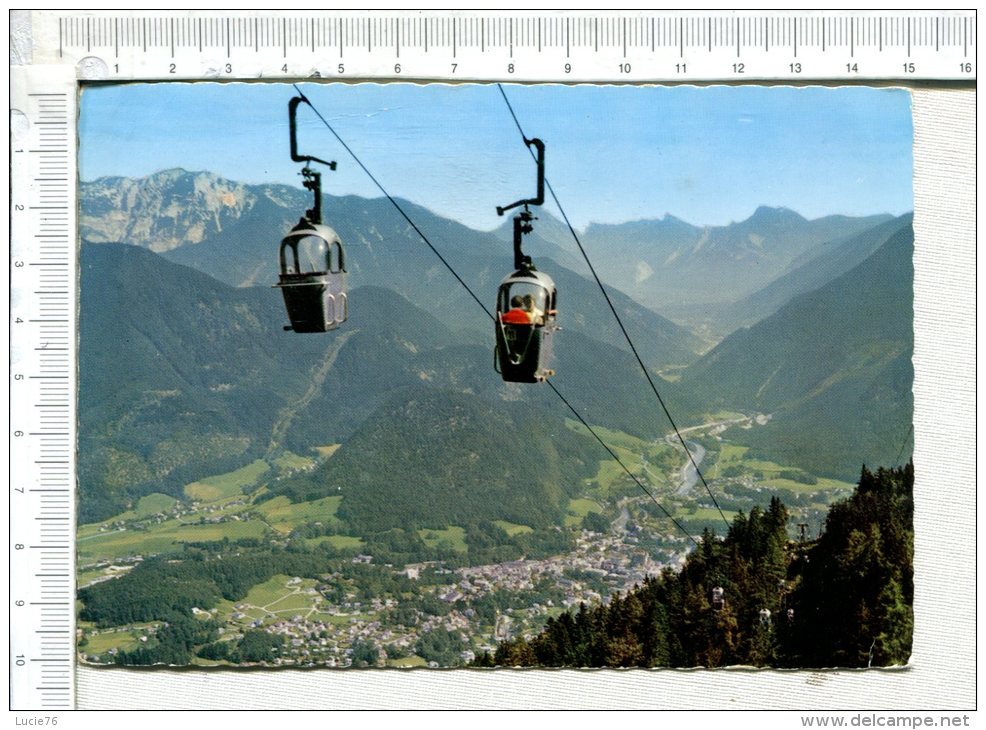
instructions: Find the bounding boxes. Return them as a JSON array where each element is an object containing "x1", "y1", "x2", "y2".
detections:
[
  {"x1": 81, "y1": 168, "x2": 258, "y2": 252},
  {"x1": 745, "y1": 205, "x2": 807, "y2": 226}
]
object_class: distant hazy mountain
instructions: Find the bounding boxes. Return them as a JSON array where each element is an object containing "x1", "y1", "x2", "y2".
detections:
[
  {"x1": 713, "y1": 214, "x2": 914, "y2": 333},
  {"x1": 577, "y1": 207, "x2": 894, "y2": 311},
  {"x1": 679, "y1": 221, "x2": 914, "y2": 479}
]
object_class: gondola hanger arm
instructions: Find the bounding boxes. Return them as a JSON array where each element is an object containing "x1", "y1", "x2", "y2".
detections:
[
  {"x1": 289, "y1": 96, "x2": 337, "y2": 171},
  {"x1": 497, "y1": 137, "x2": 545, "y2": 216}
]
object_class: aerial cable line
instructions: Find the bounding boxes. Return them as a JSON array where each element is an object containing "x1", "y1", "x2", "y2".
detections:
[
  {"x1": 291, "y1": 84, "x2": 492, "y2": 321},
  {"x1": 496, "y1": 83, "x2": 731, "y2": 532},
  {"x1": 548, "y1": 381, "x2": 699, "y2": 547},
  {"x1": 292, "y1": 84, "x2": 698, "y2": 548},
  {"x1": 894, "y1": 423, "x2": 914, "y2": 466}
]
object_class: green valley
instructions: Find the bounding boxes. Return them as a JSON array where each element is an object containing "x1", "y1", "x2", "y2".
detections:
[{"x1": 76, "y1": 407, "x2": 859, "y2": 668}]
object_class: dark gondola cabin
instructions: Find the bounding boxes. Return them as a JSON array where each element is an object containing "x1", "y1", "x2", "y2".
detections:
[
  {"x1": 494, "y1": 136, "x2": 557, "y2": 383},
  {"x1": 277, "y1": 219, "x2": 347, "y2": 332},
  {"x1": 495, "y1": 268, "x2": 558, "y2": 382},
  {"x1": 276, "y1": 94, "x2": 347, "y2": 333},
  {"x1": 711, "y1": 586, "x2": 725, "y2": 611}
]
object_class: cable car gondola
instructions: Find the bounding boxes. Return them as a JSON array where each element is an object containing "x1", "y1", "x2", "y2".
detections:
[
  {"x1": 275, "y1": 95, "x2": 348, "y2": 333},
  {"x1": 711, "y1": 586, "x2": 725, "y2": 611},
  {"x1": 494, "y1": 137, "x2": 558, "y2": 383}
]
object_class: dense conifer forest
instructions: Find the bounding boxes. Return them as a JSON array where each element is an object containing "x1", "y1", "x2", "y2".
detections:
[{"x1": 483, "y1": 463, "x2": 913, "y2": 668}]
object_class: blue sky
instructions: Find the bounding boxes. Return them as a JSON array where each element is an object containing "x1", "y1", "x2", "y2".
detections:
[{"x1": 79, "y1": 82, "x2": 913, "y2": 231}]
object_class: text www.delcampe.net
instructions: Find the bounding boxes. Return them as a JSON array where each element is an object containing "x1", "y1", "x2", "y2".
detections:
[{"x1": 801, "y1": 716, "x2": 972, "y2": 728}]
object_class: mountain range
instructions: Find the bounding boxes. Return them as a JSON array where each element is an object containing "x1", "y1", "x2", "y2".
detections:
[
  {"x1": 556, "y1": 207, "x2": 894, "y2": 314},
  {"x1": 78, "y1": 169, "x2": 913, "y2": 523},
  {"x1": 83, "y1": 170, "x2": 701, "y2": 368}
]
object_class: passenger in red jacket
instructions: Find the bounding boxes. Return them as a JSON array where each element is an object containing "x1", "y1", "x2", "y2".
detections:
[{"x1": 501, "y1": 295, "x2": 533, "y2": 325}]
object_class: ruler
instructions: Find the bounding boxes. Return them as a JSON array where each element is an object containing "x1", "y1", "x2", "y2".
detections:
[
  {"x1": 26, "y1": 10, "x2": 977, "y2": 81},
  {"x1": 7, "y1": 8, "x2": 975, "y2": 711},
  {"x1": 9, "y1": 66, "x2": 77, "y2": 711}
]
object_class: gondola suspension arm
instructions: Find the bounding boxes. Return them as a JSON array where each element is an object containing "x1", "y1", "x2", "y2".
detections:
[
  {"x1": 497, "y1": 137, "x2": 545, "y2": 271},
  {"x1": 289, "y1": 95, "x2": 337, "y2": 225}
]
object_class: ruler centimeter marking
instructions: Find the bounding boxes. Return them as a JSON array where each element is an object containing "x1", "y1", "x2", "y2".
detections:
[
  {"x1": 10, "y1": 68, "x2": 77, "y2": 711},
  {"x1": 37, "y1": 11, "x2": 976, "y2": 81},
  {"x1": 9, "y1": 8, "x2": 974, "y2": 711}
]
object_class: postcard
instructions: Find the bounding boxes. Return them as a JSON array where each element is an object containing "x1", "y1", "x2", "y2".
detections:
[
  {"x1": 9, "y1": 9, "x2": 976, "y2": 714},
  {"x1": 75, "y1": 80, "x2": 916, "y2": 669}
]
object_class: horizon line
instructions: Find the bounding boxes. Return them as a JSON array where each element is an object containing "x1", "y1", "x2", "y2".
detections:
[{"x1": 80, "y1": 167, "x2": 913, "y2": 234}]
